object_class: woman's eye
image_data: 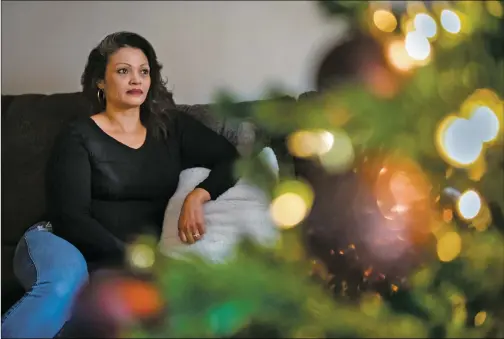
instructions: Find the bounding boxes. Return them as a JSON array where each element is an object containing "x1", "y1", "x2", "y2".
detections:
[
  {"x1": 141, "y1": 69, "x2": 150, "y2": 75},
  {"x1": 117, "y1": 68, "x2": 128, "y2": 74}
]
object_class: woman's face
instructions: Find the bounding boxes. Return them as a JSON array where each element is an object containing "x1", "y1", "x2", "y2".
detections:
[{"x1": 99, "y1": 47, "x2": 151, "y2": 109}]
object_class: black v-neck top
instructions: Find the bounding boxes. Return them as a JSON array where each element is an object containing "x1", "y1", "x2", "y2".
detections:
[{"x1": 45, "y1": 110, "x2": 239, "y2": 266}]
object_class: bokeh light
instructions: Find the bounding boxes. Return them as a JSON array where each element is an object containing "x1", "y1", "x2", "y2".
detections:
[
  {"x1": 485, "y1": 0, "x2": 503, "y2": 18},
  {"x1": 474, "y1": 311, "x2": 487, "y2": 326},
  {"x1": 115, "y1": 278, "x2": 163, "y2": 318},
  {"x1": 405, "y1": 31, "x2": 431, "y2": 61},
  {"x1": 440, "y1": 9, "x2": 461, "y2": 34},
  {"x1": 443, "y1": 118, "x2": 483, "y2": 165},
  {"x1": 413, "y1": 13, "x2": 437, "y2": 38},
  {"x1": 287, "y1": 130, "x2": 316, "y2": 158},
  {"x1": 387, "y1": 39, "x2": 415, "y2": 72},
  {"x1": 128, "y1": 243, "x2": 155, "y2": 269},
  {"x1": 288, "y1": 128, "x2": 354, "y2": 174},
  {"x1": 319, "y1": 130, "x2": 335, "y2": 154},
  {"x1": 437, "y1": 231, "x2": 462, "y2": 262},
  {"x1": 373, "y1": 9, "x2": 397, "y2": 33},
  {"x1": 287, "y1": 129, "x2": 335, "y2": 158},
  {"x1": 318, "y1": 129, "x2": 355, "y2": 173},
  {"x1": 355, "y1": 154, "x2": 433, "y2": 264},
  {"x1": 271, "y1": 179, "x2": 314, "y2": 229},
  {"x1": 374, "y1": 159, "x2": 432, "y2": 231},
  {"x1": 437, "y1": 90, "x2": 503, "y2": 169},
  {"x1": 79, "y1": 274, "x2": 164, "y2": 330},
  {"x1": 456, "y1": 189, "x2": 482, "y2": 220},
  {"x1": 460, "y1": 89, "x2": 503, "y2": 143},
  {"x1": 436, "y1": 115, "x2": 483, "y2": 167},
  {"x1": 470, "y1": 106, "x2": 500, "y2": 143},
  {"x1": 270, "y1": 192, "x2": 308, "y2": 229}
]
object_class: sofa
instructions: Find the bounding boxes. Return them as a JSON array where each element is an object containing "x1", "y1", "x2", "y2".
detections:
[{"x1": 1, "y1": 90, "x2": 307, "y2": 314}]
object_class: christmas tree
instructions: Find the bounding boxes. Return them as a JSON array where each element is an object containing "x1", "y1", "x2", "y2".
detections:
[{"x1": 74, "y1": 1, "x2": 504, "y2": 338}]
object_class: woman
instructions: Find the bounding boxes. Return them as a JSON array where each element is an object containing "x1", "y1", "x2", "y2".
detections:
[{"x1": 1, "y1": 31, "x2": 239, "y2": 338}]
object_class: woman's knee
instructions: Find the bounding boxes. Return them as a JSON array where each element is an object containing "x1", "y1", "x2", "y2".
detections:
[
  {"x1": 21, "y1": 226, "x2": 89, "y2": 297},
  {"x1": 48, "y1": 251, "x2": 89, "y2": 299}
]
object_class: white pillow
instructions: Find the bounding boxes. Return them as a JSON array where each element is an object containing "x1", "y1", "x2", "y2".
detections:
[{"x1": 159, "y1": 147, "x2": 280, "y2": 263}]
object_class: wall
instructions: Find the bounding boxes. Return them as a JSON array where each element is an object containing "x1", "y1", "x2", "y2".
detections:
[{"x1": 1, "y1": 1, "x2": 347, "y2": 104}]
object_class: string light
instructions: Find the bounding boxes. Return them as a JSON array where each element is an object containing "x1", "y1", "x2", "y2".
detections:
[
  {"x1": 460, "y1": 89, "x2": 503, "y2": 144},
  {"x1": 440, "y1": 9, "x2": 461, "y2": 34},
  {"x1": 319, "y1": 129, "x2": 354, "y2": 173},
  {"x1": 437, "y1": 231, "x2": 462, "y2": 262},
  {"x1": 128, "y1": 243, "x2": 155, "y2": 269},
  {"x1": 270, "y1": 192, "x2": 308, "y2": 229},
  {"x1": 405, "y1": 31, "x2": 431, "y2": 60},
  {"x1": 287, "y1": 129, "x2": 335, "y2": 158},
  {"x1": 470, "y1": 106, "x2": 500, "y2": 143},
  {"x1": 115, "y1": 278, "x2": 163, "y2": 317},
  {"x1": 413, "y1": 13, "x2": 437, "y2": 38},
  {"x1": 270, "y1": 180, "x2": 314, "y2": 229},
  {"x1": 441, "y1": 187, "x2": 489, "y2": 230},
  {"x1": 437, "y1": 89, "x2": 503, "y2": 169},
  {"x1": 287, "y1": 130, "x2": 317, "y2": 158},
  {"x1": 474, "y1": 311, "x2": 487, "y2": 326},
  {"x1": 387, "y1": 39, "x2": 416, "y2": 72},
  {"x1": 373, "y1": 9, "x2": 397, "y2": 33},
  {"x1": 436, "y1": 115, "x2": 483, "y2": 167},
  {"x1": 319, "y1": 130, "x2": 335, "y2": 154},
  {"x1": 456, "y1": 189, "x2": 482, "y2": 220}
]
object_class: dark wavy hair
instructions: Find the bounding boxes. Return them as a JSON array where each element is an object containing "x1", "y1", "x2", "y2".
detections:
[{"x1": 81, "y1": 31, "x2": 176, "y2": 138}]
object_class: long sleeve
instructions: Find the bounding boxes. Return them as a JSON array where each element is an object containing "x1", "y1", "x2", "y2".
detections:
[
  {"x1": 176, "y1": 112, "x2": 239, "y2": 199},
  {"x1": 46, "y1": 125, "x2": 126, "y2": 263}
]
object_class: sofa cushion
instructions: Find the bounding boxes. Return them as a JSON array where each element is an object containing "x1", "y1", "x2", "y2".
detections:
[
  {"x1": 176, "y1": 104, "x2": 224, "y2": 134},
  {"x1": 159, "y1": 147, "x2": 280, "y2": 263},
  {"x1": 195, "y1": 96, "x2": 297, "y2": 159}
]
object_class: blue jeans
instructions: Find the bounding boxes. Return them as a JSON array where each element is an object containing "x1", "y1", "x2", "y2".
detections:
[{"x1": 1, "y1": 222, "x2": 89, "y2": 338}]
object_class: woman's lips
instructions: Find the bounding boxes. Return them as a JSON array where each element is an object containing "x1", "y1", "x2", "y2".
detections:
[{"x1": 127, "y1": 89, "x2": 143, "y2": 95}]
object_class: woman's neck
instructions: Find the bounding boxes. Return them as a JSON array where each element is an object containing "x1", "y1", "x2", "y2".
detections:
[{"x1": 103, "y1": 105, "x2": 142, "y2": 133}]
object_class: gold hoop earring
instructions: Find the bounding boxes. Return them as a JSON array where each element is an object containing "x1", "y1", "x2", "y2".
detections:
[{"x1": 97, "y1": 88, "x2": 105, "y2": 104}]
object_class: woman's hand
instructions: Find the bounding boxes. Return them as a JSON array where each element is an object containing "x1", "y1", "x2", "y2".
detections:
[{"x1": 178, "y1": 188, "x2": 211, "y2": 244}]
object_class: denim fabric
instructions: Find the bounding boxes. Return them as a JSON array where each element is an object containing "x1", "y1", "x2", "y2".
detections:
[{"x1": 1, "y1": 222, "x2": 89, "y2": 338}]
